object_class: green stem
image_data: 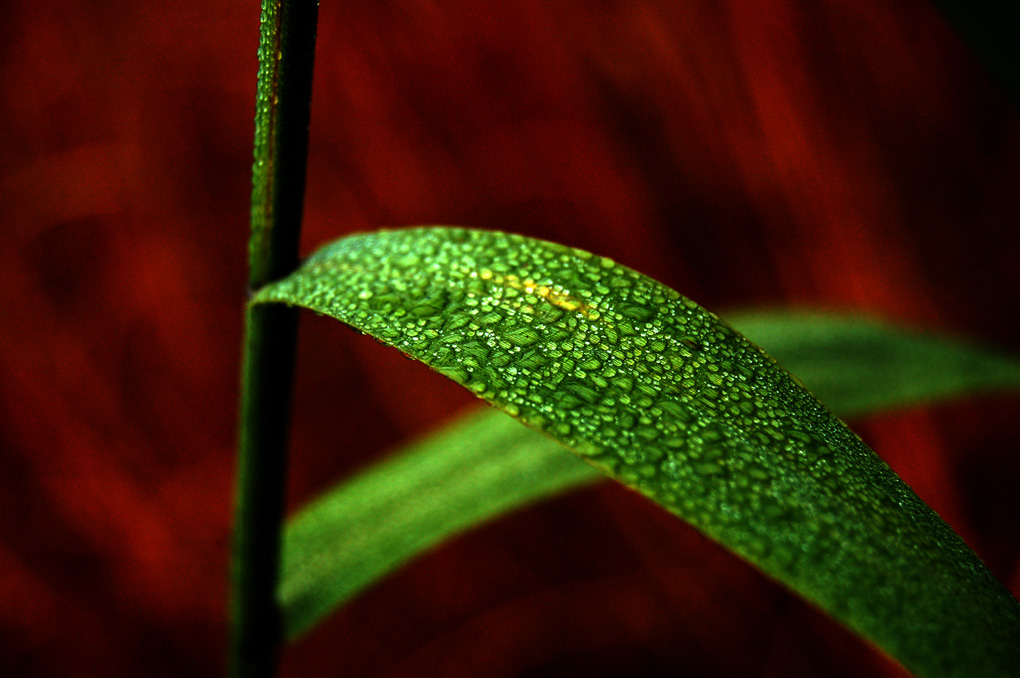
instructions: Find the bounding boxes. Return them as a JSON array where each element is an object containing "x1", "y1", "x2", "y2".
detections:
[{"x1": 231, "y1": 1, "x2": 320, "y2": 677}]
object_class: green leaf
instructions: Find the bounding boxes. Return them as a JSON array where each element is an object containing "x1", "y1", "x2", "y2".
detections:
[
  {"x1": 281, "y1": 407, "x2": 599, "y2": 638},
  {"x1": 256, "y1": 227, "x2": 1020, "y2": 677},
  {"x1": 277, "y1": 307, "x2": 1020, "y2": 640},
  {"x1": 728, "y1": 309, "x2": 1020, "y2": 417}
]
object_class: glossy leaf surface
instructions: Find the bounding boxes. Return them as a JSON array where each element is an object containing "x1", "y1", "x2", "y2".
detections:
[
  {"x1": 255, "y1": 227, "x2": 1020, "y2": 677},
  {"x1": 279, "y1": 308, "x2": 1020, "y2": 640}
]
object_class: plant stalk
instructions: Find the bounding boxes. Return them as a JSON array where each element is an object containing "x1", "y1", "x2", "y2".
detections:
[{"x1": 231, "y1": 1, "x2": 320, "y2": 677}]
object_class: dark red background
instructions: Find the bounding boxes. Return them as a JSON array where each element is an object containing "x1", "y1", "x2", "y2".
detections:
[{"x1": 2, "y1": 1, "x2": 1018, "y2": 676}]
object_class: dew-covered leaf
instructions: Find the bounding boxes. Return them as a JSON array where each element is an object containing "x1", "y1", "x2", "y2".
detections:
[
  {"x1": 256, "y1": 227, "x2": 1020, "y2": 677},
  {"x1": 279, "y1": 308, "x2": 1020, "y2": 639}
]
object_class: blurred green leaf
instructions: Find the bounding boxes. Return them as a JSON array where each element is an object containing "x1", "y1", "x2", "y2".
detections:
[
  {"x1": 281, "y1": 407, "x2": 597, "y2": 638},
  {"x1": 257, "y1": 227, "x2": 1020, "y2": 677},
  {"x1": 729, "y1": 309, "x2": 1020, "y2": 417}
]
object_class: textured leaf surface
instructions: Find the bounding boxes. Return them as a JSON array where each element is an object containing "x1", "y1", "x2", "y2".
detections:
[
  {"x1": 255, "y1": 227, "x2": 1020, "y2": 677},
  {"x1": 279, "y1": 308, "x2": 1020, "y2": 639}
]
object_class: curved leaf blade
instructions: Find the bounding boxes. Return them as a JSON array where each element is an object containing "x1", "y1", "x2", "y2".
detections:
[
  {"x1": 282, "y1": 407, "x2": 598, "y2": 638},
  {"x1": 730, "y1": 309, "x2": 1020, "y2": 417},
  {"x1": 279, "y1": 309, "x2": 1020, "y2": 636},
  {"x1": 256, "y1": 227, "x2": 1020, "y2": 677},
  {"x1": 279, "y1": 308, "x2": 1020, "y2": 638}
]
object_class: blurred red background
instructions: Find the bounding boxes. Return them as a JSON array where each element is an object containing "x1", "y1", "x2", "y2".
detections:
[{"x1": 2, "y1": 1, "x2": 1018, "y2": 676}]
